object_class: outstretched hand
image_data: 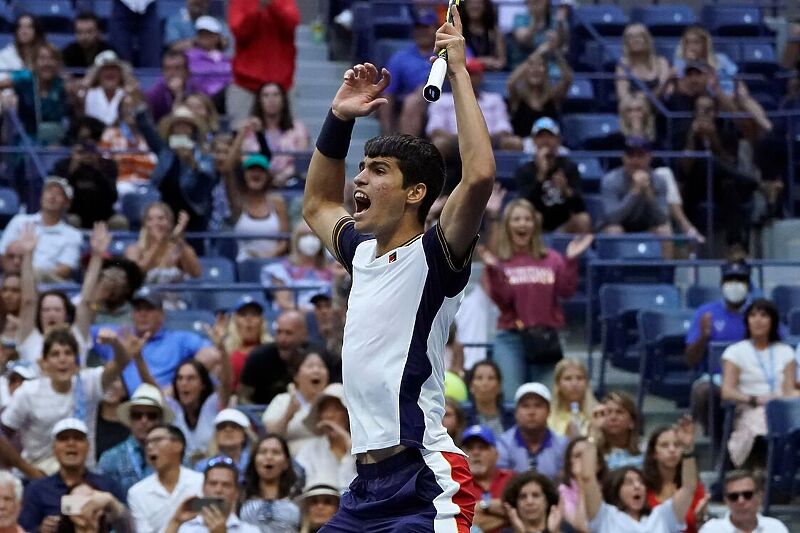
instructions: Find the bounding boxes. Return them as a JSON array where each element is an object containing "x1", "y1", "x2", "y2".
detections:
[
  {"x1": 332, "y1": 63, "x2": 391, "y2": 121},
  {"x1": 19, "y1": 223, "x2": 37, "y2": 255},
  {"x1": 566, "y1": 234, "x2": 594, "y2": 259}
]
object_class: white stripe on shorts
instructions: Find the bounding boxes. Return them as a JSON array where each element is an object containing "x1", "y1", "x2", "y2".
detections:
[{"x1": 422, "y1": 450, "x2": 461, "y2": 533}]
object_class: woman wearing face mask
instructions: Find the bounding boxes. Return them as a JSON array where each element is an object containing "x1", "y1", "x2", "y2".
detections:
[
  {"x1": 261, "y1": 221, "x2": 333, "y2": 313},
  {"x1": 721, "y1": 299, "x2": 798, "y2": 469}
]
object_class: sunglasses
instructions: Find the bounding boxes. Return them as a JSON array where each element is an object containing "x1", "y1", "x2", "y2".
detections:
[
  {"x1": 725, "y1": 490, "x2": 755, "y2": 502},
  {"x1": 131, "y1": 411, "x2": 160, "y2": 421}
]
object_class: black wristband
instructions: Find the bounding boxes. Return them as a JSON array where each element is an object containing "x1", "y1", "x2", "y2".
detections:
[
  {"x1": 749, "y1": 395, "x2": 758, "y2": 408},
  {"x1": 316, "y1": 109, "x2": 355, "y2": 160}
]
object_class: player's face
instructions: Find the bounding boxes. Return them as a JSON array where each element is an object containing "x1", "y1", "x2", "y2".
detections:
[{"x1": 353, "y1": 156, "x2": 415, "y2": 236}]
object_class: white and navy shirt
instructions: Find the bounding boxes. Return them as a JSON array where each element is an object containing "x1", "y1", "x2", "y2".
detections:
[{"x1": 332, "y1": 217, "x2": 474, "y2": 455}]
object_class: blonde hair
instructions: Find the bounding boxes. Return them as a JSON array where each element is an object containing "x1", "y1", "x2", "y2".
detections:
[
  {"x1": 138, "y1": 201, "x2": 175, "y2": 250},
  {"x1": 496, "y1": 198, "x2": 547, "y2": 261},
  {"x1": 184, "y1": 92, "x2": 220, "y2": 133},
  {"x1": 600, "y1": 391, "x2": 641, "y2": 456},
  {"x1": 550, "y1": 358, "x2": 597, "y2": 417},
  {"x1": 677, "y1": 26, "x2": 718, "y2": 69},
  {"x1": 225, "y1": 312, "x2": 272, "y2": 353},
  {"x1": 621, "y1": 23, "x2": 657, "y2": 71},
  {"x1": 618, "y1": 93, "x2": 655, "y2": 141}
]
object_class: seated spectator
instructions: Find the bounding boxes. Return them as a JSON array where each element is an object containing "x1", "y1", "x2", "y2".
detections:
[
  {"x1": 79, "y1": 51, "x2": 134, "y2": 126},
  {"x1": 18, "y1": 418, "x2": 126, "y2": 532},
  {"x1": 295, "y1": 384, "x2": 355, "y2": 492},
  {"x1": 721, "y1": 299, "x2": 797, "y2": 469},
  {"x1": 305, "y1": 292, "x2": 344, "y2": 366},
  {"x1": 378, "y1": 9, "x2": 438, "y2": 136},
  {"x1": 685, "y1": 261, "x2": 755, "y2": 438},
  {"x1": 578, "y1": 417, "x2": 698, "y2": 533},
  {"x1": 600, "y1": 137, "x2": 671, "y2": 242},
  {"x1": 186, "y1": 17, "x2": 232, "y2": 100},
  {"x1": 227, "y1": 0, "x2": 300, "y2": 126},
  {"x1": 508, "y1": 46, "x2": 573, "y2": 139},
  {"x1": 496, "y1": 383, "x2": 568, "y2": 478},
  {"x1": 458, "y1": 0, "x2": 505, "y2": 71},
  {"x1": 223, "y1": 297, "x2": 271, "y2": 392},
  {"x1": 53, "y1": 118, "x2": 122, "y2": 229},
  {"x1": 261, "y1": 221, "x2": 333, "y2": 312},
  {"x1": 507, "y1": 0, "x2": 569, "y2": 69},
  {"x1": 95, "y1": 378, "x2": 130, "y2": 460},
  {"x1": 239, "y1": 310, "x2": 311, "y2": 405},
  {"x1": 183, "y1": 92, "x2": 220, "y2": 143},
  {"x1": 98, "y1": 383, "x2": 173, "y2": 494},
  {"x1": 599, "y1": 391, "x2": 644, "y2": 469},
  {"x1": 1, "y1": 243, "x2": 23, "y2": 275},
  {"x1": 512, "y1": 118, "x2": 591, "y2": 232},
  {"x1": 699, "y1": 470, "x2": 789, "y2": 533},
  {"x1": 92, "y1": 257, "x2": 144, "y2": 326},
  {"x1": 616, "y1": 24, "x2": 672, "y2": 102},
  {"x1": 91, "y1": 287, "x2": 216, "y2": 392},
  {"x1": 61, "y1": 12, "x2": 114, "y2": 68},
  {"x1": 223, "y1": 129, "x2": 290, "y2": 260},
  {"x1": 55, "y1": 480, "x2": 131, "y2": 533},
  {"x1": 0, "y1": 14, "x2": 45, "y2": 72},
  {"x1": 239, "y1": 435, "x2": 301, "y2": 531},
  {"x1": 124, "y1": 203, "x2": 202, "y2": 286},
  {"x1": 166, "y1": 0, "x2": 231, "y2": 53},
  {"x1": 263, "y1": 350, "x2": 330, "y2": 455},
  {"x1": 128, "y1": 425, "x2": 204, "y2": 533},
  {"x1": 558, "y1": 436, "x2": 608, "y2": 533},
  {"x1": 297, "y1": 482, "x2": 340, "y2": 533},
  {"x1": 548, "y1": 358, "x2": 598, "y2": 438},
  {"x1": 242, "y1": 82, "x2": 311, "y2": 186},
  {"x1": 462, "y1": 425, "x2": 514, "y2": 533},
  {"x1": 108, "y1": 0, "x2": 160, "y2": 67},
  {"x1": 663, "y1": 59, "x2": 718, "y2": 117},
  {"x1": 146, "y1": 50, "x2": 204, "y2": 122},
  {"x1": 0, "y1": 43, "x2": 68, "y2": 144},
  {"x1": 0, "y1": 471, "x2": 23, "y2": 532},
  {"x1": 606, "y1": 92, "x2": 658, "y2": 152},
  {"x1": 480, "y1": 199, "x2": 592, "y2": 399},
  {"x1": 444, "y1": 397, "x2": 468, "y2": 446},
  {"x1": 167, "y1": 359, "x2": 231, "y2": 463},
  {"x1": 194, "y1": 409, "x2": 253, "y2": 482},
  {"x1": 644, "y1": 425, "x2": 707, "y2": 533},
  {"x1": 501, "y1": 471, "x2": 561, "y2": 533},
  {"x1": 465, "y1": 360, "x2": 515, "y2": 438}
]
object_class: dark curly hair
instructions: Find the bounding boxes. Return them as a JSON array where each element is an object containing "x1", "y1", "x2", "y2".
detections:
[{"x1": 502, "y1": 471, "x2": 558, "y2": 519}]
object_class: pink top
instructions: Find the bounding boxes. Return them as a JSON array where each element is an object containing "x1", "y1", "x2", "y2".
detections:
[{"x1": 243, "y1": 122, "x2": 310, "y2": 184}]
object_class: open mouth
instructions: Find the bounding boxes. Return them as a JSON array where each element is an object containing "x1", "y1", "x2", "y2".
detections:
[
  {"x1": 354, "y1": 191, "x2": 371, "y2": 214},
  {"x1": 310, "y1": 378, "x2": 322, "y2": 386},
  {"x1": 148, "y1": 453, "x2": 158, "y2": 463}
]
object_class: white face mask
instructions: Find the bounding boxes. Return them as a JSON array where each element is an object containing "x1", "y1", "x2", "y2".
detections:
[
  {"x1": 721, "y1": 281, "x2": 748, "y2": 304},
  {"x1": 297, "y1": 234, "x2": 322, "y2": 256}
]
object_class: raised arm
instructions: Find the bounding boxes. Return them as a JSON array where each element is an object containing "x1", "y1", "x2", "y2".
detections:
[
  {"x1": 671, "y1": 416, "x2": 699, "y2": 523},
  {"x1": 578, "y1": 439, "x2": 603, "y2": 521},
  {"x1": 75, "y1": 222, "x2": 110, "y2": 340},
  {"x1": 96, "y1": 328, "x2": 133, "y2": 390},
  {"x1": 15, "y1": 224, "x2": 37, "y2": 344},
  {"x1": 205, "y1": 316, "x2": 233, "y2": 409},
  {"x1": 302, "y1": 63, "x2": 390, "y2": 255},
  {"x1": 437, "y1": 6, "x2": 496, "y2": 261}
]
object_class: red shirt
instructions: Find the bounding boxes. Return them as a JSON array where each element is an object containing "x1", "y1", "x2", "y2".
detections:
[
  {"x1": 483, "y1": 249, "x2": 578, "y2": 330},
  {"x1": 229, "y1": 0, "x2": 300, "y2": 91},
  {"x1": 646, "y1": 483, "x2": 706, "y2": 533},
  {"x1": 476, "y1": 468, "x2": 514, "y2": 533}
]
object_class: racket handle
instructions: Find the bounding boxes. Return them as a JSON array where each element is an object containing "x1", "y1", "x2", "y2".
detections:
[{"x1": 423, "y1": 57, "x2": 448, "y2": 102}]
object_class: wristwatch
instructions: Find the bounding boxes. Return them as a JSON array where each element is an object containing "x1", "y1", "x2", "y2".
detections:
[{"x1": 478, "y1": 494, "x2": 491, "y2": 512}]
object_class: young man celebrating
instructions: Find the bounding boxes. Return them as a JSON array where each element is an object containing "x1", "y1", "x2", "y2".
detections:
[{"x1": 302, "y1": 6, "x2": 495, "y2": 532}]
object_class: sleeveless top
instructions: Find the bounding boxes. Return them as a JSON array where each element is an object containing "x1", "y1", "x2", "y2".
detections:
[
  {"x1": 234, "y1": 202, "x2": 281, "y2": 262},
  {"x1": 511, "y1": 98, "x2": 560, "y2": 138}
]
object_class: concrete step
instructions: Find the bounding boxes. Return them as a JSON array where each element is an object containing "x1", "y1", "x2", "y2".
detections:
[
  {"x1": 297, "y1": 40, "x2": 328, "y2": 61},
  {"x1": 294, "y1": 59, "x2": 347, "y2": 81}
]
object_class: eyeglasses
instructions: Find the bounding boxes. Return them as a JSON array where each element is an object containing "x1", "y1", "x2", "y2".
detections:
[
  {"x1": 725, "y1": 490, "x2": 755, "y2": 502},
  {"x1": 130, "y1": 411, "x2": 160, "y2": 421}
]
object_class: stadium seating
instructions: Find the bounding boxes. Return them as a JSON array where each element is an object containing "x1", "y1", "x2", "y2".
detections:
[
  {"x1": 237, "y1": 258, "x2": 280, "y2": 283},
  {"x1": 0, "y1": 187, "x2": 20, "y2": 228},
  {"x1": 14, "y1": 0, "x2": 75, "y2": 33},
  {"x1": 561, "y1": 114, "x2": 621, "y2": 150},
  {"x1": 685, "y1": 285, "x2": 721, "y2": 309},
  {"x1": 701, "y1": 6, "x2": 766, "y2": 37},
  {"x1": 772, "y1": 285, "x2": 800, "y2": 322},
  {"x1": 121, "y1": 187, "x2": 161, "y2": 229},
  {"x1": 195, "y1": 257, "x2": 237, "y2": 284},
  {"x1": 764, "y1": 399, "x2": 800, "y2": 513},
  {"x1": 572, "y1": 5, "x2": 628, "y2": 37},
  {"x1": 630, "y1": 5, "x2": 696, "y2": 37},
  {"x1": 163, "y1": 309, "x2": 215, "y2": 335}
]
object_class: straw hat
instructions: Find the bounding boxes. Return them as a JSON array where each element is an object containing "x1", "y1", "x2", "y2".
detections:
[
  {"x1": 117, "y1": 383, "x2": 174, "y2": 426},
  {"x1": 157, "y1": 106, "x2": 207, "y2": 142}
]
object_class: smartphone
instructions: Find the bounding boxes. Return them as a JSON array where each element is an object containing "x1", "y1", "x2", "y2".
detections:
[
  {"x1": 188, "y1": 497, "x2": 225, "y2": 512},
  {"x1": 61, "y1": 494, "x2": 91, "y2": 515}
]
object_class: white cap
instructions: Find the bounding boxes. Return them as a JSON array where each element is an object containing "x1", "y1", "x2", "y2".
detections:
[
  {"x1": 195, "y1": 16, "x2": 223, "y2": 34},
  {"x1": 93, "y1": 49, "x2": 121, "y2": 68},
  {"x1": 51, "y1": 418, "x2": 88, "y2": 438},
  {"x1": 5, "y1": 361, "x2": 37, "y2": 380},
  {"x1": 514, "y1": 382, "x2": 552, "y2": 404},
  {"x1": 214, "y1": 408, "x2": 250, "y2": 429},
  {"x1": 304, "y1": 383, "x2": 346, "y2": 434},
  {"x1": 44, "y1": 176, "x2": 74, "y2": 201}
]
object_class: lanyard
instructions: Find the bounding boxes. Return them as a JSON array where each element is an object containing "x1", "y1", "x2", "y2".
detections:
[
  {"x1": 125, "y1": 439, "x2": 145, "y2": 480},
  {"x1": 752, "y1": 342, "x2": 777, "y2": 393}
]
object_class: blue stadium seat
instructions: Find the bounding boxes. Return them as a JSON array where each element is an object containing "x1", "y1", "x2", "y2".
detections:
[
  {"x1": 630, "y1": 5, "x2": 696, "y2": 37},
  {"x1": 0, "y1": 187, "x2": 20, "y2": 227},
  {"x1": 48, "y1": 33, "x2": 73, "y2": 49},
  {"x1": 582, "y1": 194, "x2": 604, "y2": 228},
  {"x1": 654, "y1": 38, "x2": 680, "y2": 61},
  {"x1": 573, "y1": 157, "x2": 604, "y2": 194},
  {"x1": 561, "y1": 114, "x2": 620, "y2": 150},
  {"x1": 237, "y1": 258, "x2": 280, "y2": 283},
  {"x1": 788, "y1": 308, "x2": 800, "y2": 336},
  {"x1": 494, "y1": 151, "x2": 526, "y2": 190},
  {"x1": 0, "y1": 4, "x2": 14, "y2": 33},
  {"x1": 771, "y1": 285, "x2": 800, "y2": 322},
  {"x1": 108, "y1": 235, "x2": 136, "y2": 256},
  {"x1": 562, "y1": 77, "x2": 595, "y2": 113},
  {"x1": 573, "y1": 5, "x2": 627, "y2": 37},
  {"x1": 121, "y1": 187, "x2": 161, "y2": 229},
  {"x1": 740, "y1": 43, "x2": 779, "y2": 75},
  {"x1": 763, "y1": 398, "x2": 800, "y2": 513},
  {"x1": 193, "y1": 290, "x2": 270, "y2": 314},
  {"x1": 85, "y1": 0, "x2": 111, "y2": 30},
  {"x1": 713, "y1": 41, "x2": 742, "y2": 63},
  {"x1": 578, "y1": 40, "x2": 622, "y2": 72},
  {"x1": 702, "y1": 6, "x2": 765, "y2": 37},
  {"x1": 14, "y1": 1, "x2": 75, "y2": 33},
  {"x1": 164, "y1": 309, "x2": 215, "y2": 335},
  {"x1": 595, "y1": 235, "x2": 663, "y2": 260},
  {"x1": 685, "y1": 285, "x2": 721, "y2": 309},
  {"x1": 158, "y1": 0, "x2": 185, "y2": 21},
  {"x1": 481, "y1": 72, "x2": 509, "y2": 98},
  {"x1": 195, "y1": 257, "x2": 236, "y2": 283}
]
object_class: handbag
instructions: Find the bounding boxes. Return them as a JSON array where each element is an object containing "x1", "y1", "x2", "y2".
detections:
[{"x1": 515, "y1": 320, "x2": 563, "y2": 365}]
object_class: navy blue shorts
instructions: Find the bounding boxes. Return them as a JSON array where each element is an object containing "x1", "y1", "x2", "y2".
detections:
[{"x1": 320, "y1": 447, "x2": 480, "y2": 532}]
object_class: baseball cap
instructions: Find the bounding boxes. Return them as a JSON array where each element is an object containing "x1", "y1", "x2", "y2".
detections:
[
  {"x1": 51, "y1": 418, "x2": 89, "y2": 438},
  {"x1": 93, "y1": 50, "x2": 122, "y2": 68},
  {"x1": 466, "y1": 58, "x2": 485, "y2": 75},
  {"x1": 413, "y1": 8, "x2": 439, "y2": 27},
  {"x1": 682, "y1": 60, "x2": 712, "y2": 76},
  {"x1": 5, "y1": 361, "x2": 37, "y2": 381},
  {"x1": 514, "y1": 382, "x2": 552, "y2": 404},
  {"x1": 299, "y1": 482, "x2": 341, "y2": 502},
  {"x1": 131, "y1": 287, "x2": 163, "y2": 309},
  {"x1": 233, "y1": 295, "x2": 264, "y2": 313},
  {"x1": 309, "y1": 291, "x2": 332, "y2": 306},
  {"x1": 44, "y1": 176, "x2": 74, "y2": 201},
  {"x1": 721, "y1": 261, "x2": 751, "y2": 281},
  {"x1": 243, "y1": 154, "x2": 271, "y2": 170},
  {"x1": 461, "y1": 424, "x2": 496, "y2": 447},
  {"x1": 214, "y1": 408, "x2": 250, "y2": 429},
  {"x1": 531, "y1": 117, "x2": 560, "y2": 137},
  {"x1": 195, "y1": 15, "x2": 223, "y2": 34},
  {"x1": 624, "y1": 136, "x2": 653, "y2": 154}
]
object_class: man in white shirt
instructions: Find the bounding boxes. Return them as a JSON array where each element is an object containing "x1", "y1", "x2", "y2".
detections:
[
  {"x1": 0, "y1": 177, "x2": 82, "y2": 282},
  {"x1": 700, "y1": 470, "x2": 789, "y2": 533},
  {"x1": 166, "y1": 456, "x2": 259, "y2": 533},
  {"x1": 128, "y1": 425, "x2": 203, "y2": 533}
]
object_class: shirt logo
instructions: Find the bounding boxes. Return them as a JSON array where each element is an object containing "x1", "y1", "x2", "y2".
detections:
[{"x1": 389, "y1": 252, "x2": 397, "y2": 263}]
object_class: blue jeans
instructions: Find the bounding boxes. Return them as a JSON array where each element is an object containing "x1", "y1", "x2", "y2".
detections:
[
  {"x1": 493, "y1": 330, "x2": 557, "y2": 403},
  {"x1": 109, "y1": 0, "x2": 161, "y2": 67}
]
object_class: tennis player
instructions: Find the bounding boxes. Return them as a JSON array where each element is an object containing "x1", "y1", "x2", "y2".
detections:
[{"x1": 302, "y1": 6, "x2": 495, "y2": 531}]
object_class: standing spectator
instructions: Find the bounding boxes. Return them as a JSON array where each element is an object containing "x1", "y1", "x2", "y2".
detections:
[
  {"x1": 17, "y1": 418, "x2": 126, "y2": 532},
  {"x1": 145, "y1": 50, "x2": 205, "y2": 122},
  {"x1": 600, "y1": 391, "x2": 644, "y2": 469},
  {"x1": 97, "y1": 383, "x2": 172, "y2": 494},
  {"x1": 128, "y1": 425, "x2": 204, "y2": 533},
  {"x1": 463, "y1": 425, "x2": 514, "y2": 533},
  {"x1": 378, "y1": 9, "x2": 438, "y2": 136},
  {"x1": 61, "y1": 12, "x2": 114, "y2": 68},
  {"x1": 699, "y1": 470, "x2": 789, "y2": 533},
  {"x1": 166, "y1": 0, "x2": 231, "y2": 52},
  {"x1": 227, "y1": 0, "x2": 300, "y2": 126},
  {"x1": 194, "y1": 409, "x2": 254, "y2": 482},
  {"x1": 721, "y1": 300, "x2": 797, "y2": 469},
  {"x1": 0, "y1": 14, "x2": 45, "y2": 72},
  {"x1": 0, "y1": 471, "x2": 23, "y2": 533},
  {"x1": 108, "y1": 0, "x2": 160, "y2": 67},
  {"x1": 496, "y1": 383, "x2": 568, "y2": 479},
  {"x1": 0, "y1": 177, "x2": 82, "y2": 281},
  {"x1": 547, "y1": 358, "x2": 598, "y2": 438},
  {"x1": 501, "y1": 471, "x2": 561, "y2": 533},
  {"x1": 186, "y1": 17, "x2": 232, "y2": 100},
  {"x1": 242, "y1": 82, "x2": 311, "y2": 186},
  {"x1": 480, "y1": 199, "x2": 592, "y2": 399},
  {"x1": 507, "y1": 0, "x2": 569, "y2": 69},
  {"x1": 464, "y1": 360, "x2": 515, "y2": 439},
  {"x1": 508, "y1": 45, "x2": 573, "y2": 139},
  {"x1": 458, "y1": 0, "x2": 505, "y2": 71},
  {"x1": 512, "y1": 118, "x2": 591, "y2": 232},
  {"x1": 79, "y1": 51, "x2": 134, "y2": 127},
  {"x1": 95, "y1": 378, "x2": 130, "y2": 460},
  {"x1": 298, "y1": 483, "x2": 340, "y2": 533},
  {"x1": 616, "y1": 24, "x2": 672, "y2": 102},
  {"x1": 91, "y1": 258, "x2": 143, "y2": 326}
]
